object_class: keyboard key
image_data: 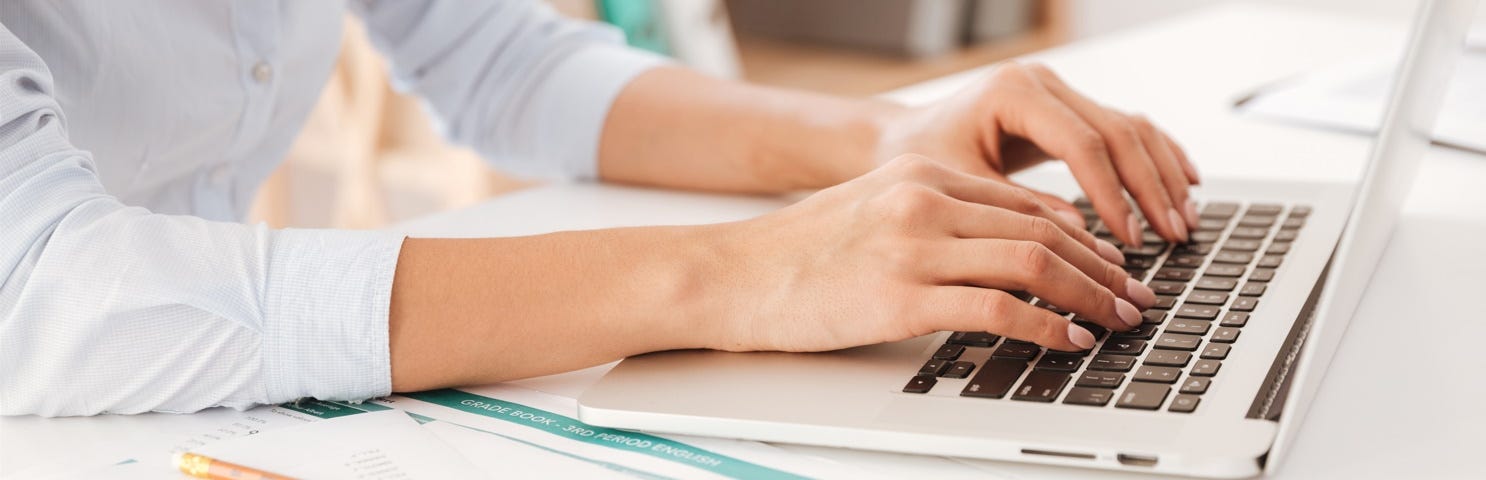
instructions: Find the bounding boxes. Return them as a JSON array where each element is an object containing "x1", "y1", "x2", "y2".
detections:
[
  {"x1": 1232, "y1": 297, "x2": 1259, "y2": 312},
  {"x1": 1228, "y1": 228, "x2": 1269, "y2": 240},
  {"x1": 1212, "y1": 327, "x2": 1241, "y2": 343},
  {"x1": 1222, "y1": 239, "x2": 1263, "y2": 253},
  {"x1": 1154, "y1": 295, "x2": 1178, "y2": 309},
  {"x1": 1213, "y1": 251, "x2": 1254, "y2": 264},
  {"x1": 1122, "y1": 243, "x2": 1166, "y2": 257},
  {"x1": 1154, "y1": 333, "x2": 1202, "y2": 351},
  {"x1": 992, "y1": 342, "x2": 1041, "y2": 360},
  {"x1": 920, "y1": 359, "x2": 951, "y2": 376},
  {"x1": 1195, "y1": 276, "x2": 1239, "y2": 291},
  {"x1": 1142, "y1": 309, "x2": 1168, "y2": 325},
  {"x1": 1197, "y1": 219, "x2": 1229, "y2": 231},
  {"x1": 1274, "y1": 230, "x2": 1299, "y2": 241},
  {"x1": 1258, "y1": 255, "x2": 1285, "y2": 268},
  {"x1": 1289, "y1": 205, "x2": 1312, "y2": 217},
  {"x1": 1247, "y1": 204, "x2": 1284, "y2": 215},
  {"x1": 1174, "y1": 243, "x2": 1215, "y2": 255},
  {"x1": 1205, "y1": 264, "x2": 1246, "y2": 277},
  {"x1": 932, "y1": 344, "x2": 965, "y2": 360},
  {"x1": 1144, "y1": 350, "x2": 1192, "y2": 367},
  {"x1": 945, "y1": 361, "x2": 976, "y2": 378},
  {"x1": 1220, "y1": 312, "x2": 1250, "y2": 328},
  {"x1": 1191, "y1": 230, "x2": 1222, "y2": 243},
  {"x1": 948, "y1": 331, "x2": 1000, "y2": 347},
  {"x1": 1154, "y1": 268, "x2": 1196, "y2": 281},
  {"x1": 1169, "y1": 394, "x2": 1201, "y2": 413},
  {"x1": 1076, "y1": 371, "x2": 1127, "y2": 388},
  {"x1": 1192, "y1": 359, "x2": 1222, "y2": 377},
  {"x1": 1201, "y1": 343, "x2": 1231, "y2": 360},
  {"x1": 1200, "y1": 202, "x2": 1239, "y2": 219},
  {"x1": 1149, "y1": 281, "x2": 1187, "y2": 295},
  {"x1": 1186, "y1": 291, "x2": 1229, "y2": 305},
  {"x1": 1282, "y1": 217, "x2": 1306, "y2": 229},
  {"x1": 1134, "y1": 365, "x2": 1183, "y2": 384},
  {"x1": 1180, "y1": 377, "x2": 1212, "y2": 394},
  {"x1": 1100, "y1": 339, "x2": 1147, "y2": 356},
  {"x1": 1249, "y1": 269, "x2": 1277, "y2": 281},
  {"x1": 1064, "y1": 387, "x2": 1116, "y2": 406},
  {"x1": 960, "y1": 358, "x2": 1029, "y2": 399},
  {"x1": 1238, "y1": 215, "x2": 1276, "y2": 227},
  {"x1": 1175, "y1": 303, "x2": 1220, "y2": 320},
  {"x1": 1266, "y1": 243, "x2": 1292, "y2": 255},
  {"x1": 904, "y1": 375, "x2": 937, "y2": 393},
  {"x1": 1116, "y1": 383, "x2": 1171, "y2": 410},
  {"x1": 1089, "y1": 354, "x2": 1137, "y2": 372},
  {"x1": 1239, "y1": 282, "x2": 1267, "y2": 296},
  {"x1": 1036, "y1": 300, "x2": 1071, "y2": 315},
  {"x1": 1112, "y1": 323, "x2": 1159, "y2": 340},
  {"x1": 1165, "y1": 254, "x2": 1206, "y2": 269},
  {"x1": 1035, "y1": 353, "x2": 1085, "y2": 372},
  {"x1": 1073, "y1": 320, "x2": 1108, "y2": 339},
  {"x1": 1166, "y1": 319, "x2": 1212, "y2": 336},
  {"x1": 1012, "y1": 370, "x2": 1071, "y2": 402},
  {"x1": 1126, "y1": 256, "x2": 1157, "y2": 269}
]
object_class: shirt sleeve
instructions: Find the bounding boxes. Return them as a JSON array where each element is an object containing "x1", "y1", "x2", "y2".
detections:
[
  {"x1": 349, "y1": 0, "x2": 668, "y2": 180},
  {"x1": 0, "y1": 25, "x2": 404, "y2": 416}
]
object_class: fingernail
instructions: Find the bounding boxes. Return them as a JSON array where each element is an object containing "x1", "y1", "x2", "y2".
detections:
[
  {"x1": 1096, "y1": 239, "x2": 1125, "y2": 265},
  {"x1": 1184, "y1": 199, "x2": 1199, "y2": 230},
  {"x1": 1056, "y1": 210, "x2": 1086, "y2": 228},
  {"x1": 1125, "y1": 214, "x2": 1143, "y2": 248},
  {"x1": 1115, "y1": 298, "x2": 1142, "y2": 327},
  {"x1": 1167, "y1": 208, "x2": 1189, "y2": 242},
  {"x1": 1188, "y1": 162, "x2": 1203, "y2": 185},
  {"x1": 1125, "y1": 277, "x2": 1156, "y2": 309},
  {"x1": 1067, "y1": 323, "x2": 1096, "y2": 349}
]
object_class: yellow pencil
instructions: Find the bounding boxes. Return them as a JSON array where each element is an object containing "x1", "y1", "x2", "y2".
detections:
[{"x1": 173, "y1": 451, "x2": 299, "y2": 480}]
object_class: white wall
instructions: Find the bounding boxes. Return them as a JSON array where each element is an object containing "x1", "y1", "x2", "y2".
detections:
[{"x1": 1069, "y1": 0, "x2": 1479, "y2": 39}]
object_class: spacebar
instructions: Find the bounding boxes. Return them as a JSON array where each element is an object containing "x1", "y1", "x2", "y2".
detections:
[{"x1": 960, "y1": 358, "x2": 1028, "y2": 399}]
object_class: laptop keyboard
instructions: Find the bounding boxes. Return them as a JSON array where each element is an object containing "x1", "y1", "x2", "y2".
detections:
[{"x1": 901, "y1": 199, "x2": 1311, "y2": 414}]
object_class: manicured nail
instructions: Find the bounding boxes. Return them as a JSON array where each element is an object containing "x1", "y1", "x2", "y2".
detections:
[
  {"x1": 1125, "y1": 213, "x2": 1143, "y2": 248},
  {"x1": 1115, "y1": 298, "x2": 1142, "y2": 327},
  {"x1": 1056, "y1": 210, "x2": 1086, "y2": 228},
  {"x1": 1067, "y1": 323, "x2": 1096, "y2": 349},
  {"x1": 1184, "y1": 199, "x2": 1200, "y2": 230},
  {"x1": 1125, "y1": 277, "x2": 1156, "y2": 309},
  {"x1": 1167, "y1": 208, "x2": 1189, "y2": 242},
  {"x1": 1186, "y1": 161, "x2": 1203, "y2": 185},
  {"x1": 1096, "y1": 239, "x2": 1125, "y2": 265}
]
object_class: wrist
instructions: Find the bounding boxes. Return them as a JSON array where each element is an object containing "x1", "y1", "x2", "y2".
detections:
[{"x1": 754, "y1": 96, "x2": 905, "y2": 190}]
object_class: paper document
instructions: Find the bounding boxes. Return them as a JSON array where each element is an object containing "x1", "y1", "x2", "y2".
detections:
[
  {"x1": 190, "y1": 410, "x2": 485, "y2": 479},
  {"x1": 1238, "y1": 36, "x2": 1486, "y2": 154}
]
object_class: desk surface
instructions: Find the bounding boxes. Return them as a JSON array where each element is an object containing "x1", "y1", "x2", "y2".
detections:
[{"x1": 5, "y1": 4, "x2": 1485, "y2": 479}]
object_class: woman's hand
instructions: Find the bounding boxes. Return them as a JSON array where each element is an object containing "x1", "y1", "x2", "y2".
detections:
[
  {"x1": 877, "y1": 62, "x2": 1202, "y2": 247},
  {"x1": 700, "y1": 155, "x2": 1158, "y2": 354}
]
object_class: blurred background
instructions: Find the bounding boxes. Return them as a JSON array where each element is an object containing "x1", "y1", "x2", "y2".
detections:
[{"x1": 248, "y1": 0, "x2": 1436, "y2": 230}]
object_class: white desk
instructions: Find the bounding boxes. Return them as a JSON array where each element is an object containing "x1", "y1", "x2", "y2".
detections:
[{"x1": 4, "y1": 4, "x2": 1484, "y2": 479}]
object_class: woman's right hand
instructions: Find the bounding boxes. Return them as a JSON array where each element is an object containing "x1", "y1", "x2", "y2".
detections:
[{"x1": 701, "y1": 154, "x2": 1158, "y2": 354}]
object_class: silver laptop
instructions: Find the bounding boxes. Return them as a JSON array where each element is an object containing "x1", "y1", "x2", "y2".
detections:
[{"x1": 577, "y1": 1, "x2": 1476, "y2": 477}]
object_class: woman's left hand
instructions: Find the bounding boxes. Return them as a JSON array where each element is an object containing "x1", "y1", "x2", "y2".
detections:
[{"x1": 876, "y1": 62, "x2": 1202, "y2": 247}]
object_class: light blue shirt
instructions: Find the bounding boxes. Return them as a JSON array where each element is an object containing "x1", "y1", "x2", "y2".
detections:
[{"x1": 0, "y1": 0, "x2": 663, "y2": 416}]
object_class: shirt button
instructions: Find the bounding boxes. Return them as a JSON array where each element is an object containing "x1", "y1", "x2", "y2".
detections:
[{"x1": 251, "y1": 61, "x2": 273, "y2": 84}]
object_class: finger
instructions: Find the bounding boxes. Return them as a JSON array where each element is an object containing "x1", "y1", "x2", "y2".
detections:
[
  {"x1": 929, "y1": 239, "x2": 1144, "y2": 333},
  {"x1": 1025, "y1": 65, "x2": 1189, "y2": 243},
  {"x1": 983, "y1": 74, "x2": 1140, "y2": 248},
  {"x1": 1160, "y1": 130, "x2": 1202, "y2": 185},
  {"x1": 919, "y1": 287, "x2": 1093, "y2": 351},
  {"x1": 941, "y1": 202, "x2": 1152, "y2": 309},
  {"x1": 1130, "y1": 115, "x2": 1197, "y2": 230},
  {"x1": 908, "y1": 161, "x2": 1122, "y2": 264}
]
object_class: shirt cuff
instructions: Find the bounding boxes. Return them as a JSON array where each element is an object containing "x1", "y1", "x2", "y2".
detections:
[
  {"x1": 531, "y1": 43, "x2": 668, "y2": 181},
  {"x1": 261, "y1": 228, "x2": 406, "y2": 404}
]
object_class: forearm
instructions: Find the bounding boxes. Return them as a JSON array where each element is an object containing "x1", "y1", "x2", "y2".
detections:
[
  {"x1": 598, "y1": 67, "x2": 902, "y2": 192},
  {"x1": 386, "y1": 226, "x2": 729, "y2": 391}
]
